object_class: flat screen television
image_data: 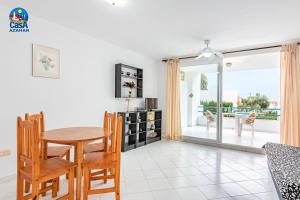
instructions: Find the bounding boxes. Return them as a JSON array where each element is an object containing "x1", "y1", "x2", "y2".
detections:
[{"x1": 145, "y1": 98, "x2": 158, "y2": 111}]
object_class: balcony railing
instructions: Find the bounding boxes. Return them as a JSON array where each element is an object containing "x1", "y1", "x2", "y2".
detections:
[{"x1": 198, "y1": 105, "x2": 280, "y2": 120}]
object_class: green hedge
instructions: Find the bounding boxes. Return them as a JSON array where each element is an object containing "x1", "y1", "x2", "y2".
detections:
[{"x1": 200, "y1": 101, "x2": 278, "y2": 120}]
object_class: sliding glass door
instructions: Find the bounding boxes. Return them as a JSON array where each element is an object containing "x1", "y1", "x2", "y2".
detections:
[
  {"x1": 221, "y1": 52, "x2": 280, "y2": 148},
  {"x1": 181, "y1": 51, "x2": 280, "y2": 150},
  {"x1": 181, "y1": 62, "x2": 222, "y2": 142}
]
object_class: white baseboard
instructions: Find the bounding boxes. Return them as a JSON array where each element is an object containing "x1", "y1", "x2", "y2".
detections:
[{"x1": 182, "y1": 136, "x2": 264, "y2": 154}]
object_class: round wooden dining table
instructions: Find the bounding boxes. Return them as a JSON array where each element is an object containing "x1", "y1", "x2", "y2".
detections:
[{"x1": 41, "y1": 127, "x2": 105, "y2": 200}]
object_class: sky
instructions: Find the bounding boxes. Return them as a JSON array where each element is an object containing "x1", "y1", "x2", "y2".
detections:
[
  {"x1": 206, "y1": 67, "x2": 280, "y2": 102},
  {"x1": 223, "y1": 68, "x2": 280, "y2": 101}
]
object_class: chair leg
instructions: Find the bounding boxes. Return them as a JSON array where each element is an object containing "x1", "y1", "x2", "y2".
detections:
[
  {"x1": 115, "y1": 167, "x2": 121, "y2": 200},
  {"x1": 88, "y1": 170, "x2": 91, "y2": 190},
  {"x1": 52, "y1": 178, "x2": 58, "y2": 198},
  {"x1": 56, "y1": 177, "x2": 60, "y2": 192},
  {"x1": 31, "y1": 181, "x2": 39, "y2": 200},
  {"x1": 17, "y1": 173, "x2": 24, "y2": 200},
  {"x1": 111, "y1": 168, "x2": 115, "y2": 176},
  {"x1": 41, "y1": 181, "x2": 47, "y2": 196},
  {"x1": 66, "y1": 150, "x2": 70, "y2": 179},
  {"x1": 24, "y1": 181, "x2": 30, "y2": 193},
  {"x1": 83, "y1": 167, "x2": 89, "y2": 200},
  {"x1": 74, "y1": 146, "x2": 78, "y2": 178},
  {"x1": 68, "y1": 168, "x2": 74, "y2": 200},
  {"x1": 206, "y1": 121, "x2": 209, "y2": 132},
  {"x1": 104, "y1": 169, "x2": 108, "y2": 184},
  {"x1": 239, "y1": 123, "x2": 243, "y2": 136}
]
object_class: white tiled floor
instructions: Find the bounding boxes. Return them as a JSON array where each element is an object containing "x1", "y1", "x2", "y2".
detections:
[
  {"x1": 182, "y1": 126, "x2": 280, "y2": 148},
  {"x1": 0, "y1": 140, "x2": 279, "y2": 200}
]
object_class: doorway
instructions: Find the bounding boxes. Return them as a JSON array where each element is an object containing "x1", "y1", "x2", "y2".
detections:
[
  {"x1": 180, "y1": 51, "x2": 280, "y2": 150},
  {"x1": 181, "y1": 62, "x2": 222, "y2": 143}
]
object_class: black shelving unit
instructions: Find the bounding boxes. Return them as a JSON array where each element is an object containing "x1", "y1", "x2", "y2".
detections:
[
  {"x1": 115, "y1": 63, "x2": 143, "y2": 98},
  {"x1": 118, "y1": 110, "x2": 162, "y2": 152}
]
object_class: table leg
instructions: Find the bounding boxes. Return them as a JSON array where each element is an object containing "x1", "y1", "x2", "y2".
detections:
[
  {"x1": 235, "y1": 116, "x2": 240, "y2": 135},
  {"x1": 239, "y1": 123, "x2": 243, "y2": 136},
  {"x1": 74, "y1": 145, "x2": 78, "y2": 177},
  {"x1": 76, "y1": 142, "x2": 83, "y2": 200},
  {"x1": 41, "y1": 141, "x2": 48, "y2": 196}
]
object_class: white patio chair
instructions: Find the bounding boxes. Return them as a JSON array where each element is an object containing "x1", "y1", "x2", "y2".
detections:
[
  {"x1": 241, "y1": 112, "x2": 256, "y2": 135},
  {"x1": 205, "y1": 110, "x2": 216, "y2": 132}
]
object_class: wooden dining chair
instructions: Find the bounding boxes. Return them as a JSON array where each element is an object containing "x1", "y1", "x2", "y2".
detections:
[
  {"x1": 17, "y1": 117, "x2": 75, "y2": 200},
  {"x1": 82, "y1": 114, "x2": 122, "y2": 200},
  {"x1": 83, "y1": 112, "x2": 116, "y2": 185},
  {"x1": 24, "y1": 111, "x2": 72, "y2": 194},
  {"x1": 25, "y1": 112, "x2": 72, "y2": 160},
  {"x1": 83, "y1": 111, "x2": 112, "y2": 154}
]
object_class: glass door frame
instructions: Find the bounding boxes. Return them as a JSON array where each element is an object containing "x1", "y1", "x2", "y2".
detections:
[
  {"x1": 216, "y1": 60, "x2": 223, "y2": 143},
  {"x1": 181, "y1": 58, "x2": 224, "y2": 144}
]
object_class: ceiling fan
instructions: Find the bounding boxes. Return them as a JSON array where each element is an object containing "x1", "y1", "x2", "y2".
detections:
[{"x1": 195, "y1": 40, "x2": 223, "y2": 60}]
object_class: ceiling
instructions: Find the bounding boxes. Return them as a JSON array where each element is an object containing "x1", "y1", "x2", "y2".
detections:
[
  {"x1": 3, "y1": 0, "x2": 300, "y2": 59},
  {"x1": 223, "y1": 52, "x2": 280, "y2": 71},
  {"x1": 182, "y1": 51, "x2": 280, "y2": 72}
]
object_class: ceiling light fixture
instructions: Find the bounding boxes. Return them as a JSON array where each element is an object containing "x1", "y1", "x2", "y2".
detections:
[
  {"x1": 225, "y1": 62, "x2": 232, "y2": 67},
  {"x1": 195, "y1": 40, "x2": 223, "y2": 60},
  {"x1": 106, "y1": 0, "x2": 126, "y2": 6}
]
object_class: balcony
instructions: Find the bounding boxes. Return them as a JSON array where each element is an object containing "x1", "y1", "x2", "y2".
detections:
[{"x1": 182, "y1": 106, "x2": 280, "y2": 148}]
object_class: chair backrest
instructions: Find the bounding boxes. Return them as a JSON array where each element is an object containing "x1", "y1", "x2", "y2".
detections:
[
  {"x1": 17, "y1": 117, "x2": 40, "y2": 179},
  {"x1": 25, "y1": 111, "x2": 45, "y2": 137},
  {"x1": 103, "y1": 112, "x2": 117, "y2": 152},
  {"x1": 206, "y1": 110, "x2": 215, "y2": 122},
  {"x1": 245, "y1": 112, "x2": 256, "y2": 124},
  {"x1": 115, "y1": 115, "x2": 123, "y2": 161},
  {"x1": 102, "y1": 112, "x2": 122, "y2": 157}
]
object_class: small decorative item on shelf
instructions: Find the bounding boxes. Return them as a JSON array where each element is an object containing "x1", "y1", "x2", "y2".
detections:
[
  {"x1": 150, "y1": 124, "x2": 155, "y2": 130},
  {"x1": 121, "y1": 71, "x2": 124, "y2": 75},
  {"x1": 123, "y1": 81, "x2": 136, "y2": 97},
  {"x1": 123, "y1": 81, "x2": 136, "y2": 111},
  {"x1": 147, "y1": 112, "x2": 155, "y2": 121},
  {"x1": 147, "y1": 131, "x2": 158, "y2": 138},
  {"x1": 133, "y1": 73, "x2": 137, "y2": 77},
  {"x1": 136, "y1": 107, "x2": 145, "y2": 111},
  {"x1": 127, "y1": 129, "x2": 132, "y2": 135},
  {"x1": 126, "y1": 72, "x2": 131, "y2": 77},
  {"x1": 145, "y1": 98, "x2": 158, "y2": 111}
]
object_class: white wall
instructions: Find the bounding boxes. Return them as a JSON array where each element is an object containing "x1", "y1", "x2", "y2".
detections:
[
  {"x1": 180, "y1": 81, "x2": 188, "y2": 127},
  {"x1": 0, "y1": 6, "x2": 161, "y2": 178},
  {"x1": 185, "y1": 71, "x2": 201, "y2": 126}
]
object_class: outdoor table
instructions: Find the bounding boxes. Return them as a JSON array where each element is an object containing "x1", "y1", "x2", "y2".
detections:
[{"x1": 235, "y1": 113, "x2": 248, "y2": 136}]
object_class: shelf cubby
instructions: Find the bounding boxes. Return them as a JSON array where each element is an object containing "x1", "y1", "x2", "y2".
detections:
[{"x1": 138, "y1": 122, "x2": 147, "y2": 133}]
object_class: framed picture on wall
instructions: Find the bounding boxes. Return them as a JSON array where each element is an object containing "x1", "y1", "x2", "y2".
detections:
[{"x1": 32, "y1": 44, "x2": 60, "y2": 79}]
